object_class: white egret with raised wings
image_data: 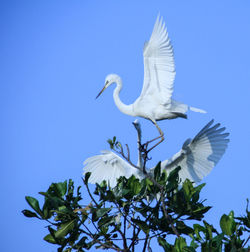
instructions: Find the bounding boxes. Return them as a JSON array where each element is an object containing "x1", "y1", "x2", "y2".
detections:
[
  {"x1": 83, "y1": 120, "x2": 229, "y2": 187},
  {"x1": 96, "y1": 15, "x2": 206, "y2": 147}
]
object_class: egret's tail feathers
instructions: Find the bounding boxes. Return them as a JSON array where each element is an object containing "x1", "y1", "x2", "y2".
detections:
[{"x1": 190, "y1": 106, "x2": 207, "y2": 113}]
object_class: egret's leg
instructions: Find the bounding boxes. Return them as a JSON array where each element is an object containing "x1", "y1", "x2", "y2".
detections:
[
  {"x1": 140, "y1": 121, "x2": 165, "y2": 153},
  {"x1": 147, "y1": 121, "x2": 165, "y2": 152}
]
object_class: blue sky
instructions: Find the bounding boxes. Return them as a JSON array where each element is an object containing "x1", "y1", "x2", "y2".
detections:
[{"x1": 1, "y1": 0, "x2": 250, "y2": 251}]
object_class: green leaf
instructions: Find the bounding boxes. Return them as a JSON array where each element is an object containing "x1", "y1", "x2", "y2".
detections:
[
  {"x1": 168, "y1": 166, "x2": 181, "y2": 182},
  {"x1": 174, "y1": 237, "x2": 187, "y2": 251},
  {"x1": 160, "y1": 169, "x2": 167, "y2": 183},
  {"x1": 55, "y1": 220, "x2": 75, "y2": 239},
  {"x1": 43, "y1": 234, "x2": 57, "y2": 244},
  {"x1": 220, "y1": 211, "x2": 236, "y2": 236},
  {"x1": 42, "y1": 207, "x2": 51, "y2": 220},
  {"x1": 84, "y1": 172, "x2": 91, "y2": 184},
  {"x1": 182, "y1": 248, "x2": 196, "y2": 252},
  {"x1": 193, "y1": 224, "x2": 206, "y2": 240},
  {"x1": 131, "y1": 218, "x2": 150, "y2": 234},
  {"x1": 203, "y1": 221, "x2": 214, "y2": 240},
  {"x1": 190, "y1": 238, "x2": 199, "y2": 249},
  {"x1": 145, "y1": 178, "x2": 153, "y2": 187},
  {"x1": 154, "y1": 162, "x2": 161, "y2": 180},
  {"x1": 165, "y1": 166, "x2": 180, "y2": 191},
  {"x1": 176, "y1": 221, "x2": 193, "y2": 235},
  {"x1": 107, "y1": 138, "x2": 114, "y2": 149},
  {"x1": 128, "y1": 175, "x2": 141, "y2": 195},
  {"x1": 193, "y1": 206, "x2": 212, "y2": 216},
  {"x1": 194, "y1": 183, "x2": 206, "y2": 194},
  {"x1": 96, "y1": 207, "x2": 112, "y2": 218},
  {"x1": 25, "y1": 196, "x2": 43, "y2": 217},
  {"x1": 22, "y1": 209, "x2": 40, "y2": 218},
  {"x1": 182, "y1": 179, "x2": 194, "y2": 201},
  {"x1": 158, "y1": 237, "x2": 172, "y2": 251},
  {"x1": 191, "y1": 183, "x2": 205, "y2": 202},
  {"x1": 107, "y1": 136, "x2": 117, "y2": 149},
  {"x1": 211, "y1": 233, "x2": 224, "y2": 250},
  {"x1": 76, "y1": 237, "x2": 88, "y2": 248},
  {"x1": 98, "y1": 216, "x2": 114, "y2": 228},
  {"x1": 119, "y1": 188, "x2": 130, "y2": 197},
  {"x1": 55, "y1": 181, "x2": 67, "y2": 197}
]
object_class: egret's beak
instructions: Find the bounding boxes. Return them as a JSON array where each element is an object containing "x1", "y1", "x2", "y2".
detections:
[{"x1": 96, "y1": 85, "x2": 106, "y2": 99}]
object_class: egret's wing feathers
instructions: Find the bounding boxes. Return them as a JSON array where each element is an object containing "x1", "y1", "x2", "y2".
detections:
[
  {"x1": 83, "y1": 150, "x2": 139, "y2": 187},
  {"x1": 162, "y1": 120, "x2": 229, "y2": 183},
  {"x1": 141, "y1": 15, "x2": 176, "y2": 105}
]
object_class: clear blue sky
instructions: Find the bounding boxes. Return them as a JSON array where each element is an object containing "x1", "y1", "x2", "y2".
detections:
[{"x1": 1, "y1": 1, "x2": 250, "y2": 251}]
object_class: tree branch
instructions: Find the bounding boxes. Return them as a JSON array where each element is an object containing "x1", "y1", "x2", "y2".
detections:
[
  {"x1": 128, "y1": 227, "x2": 141, "y2": 251},
  {"x1": 80, "y1": 225, "x2": 121, "y2": 251},
  {"x1": 160, "y1": 189, "x2": 180, "y2": 237},
  {"x1": 83, "y1": 178, "x2": 99, "y2": 207},
  {"x1": 142, "y1": 233, "x2": 149, "y2": 252},
  {"x1": 243, "y1": 235, "x2": 250, "y2": 248}
]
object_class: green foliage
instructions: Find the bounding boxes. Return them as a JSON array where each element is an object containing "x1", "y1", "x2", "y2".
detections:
[
  {"x1": 23, "y1": 171, "x2": 250, "y2": 251},
  {"x1": 220, "y1": 211, "x2": 236, "y2": 236},
  {"x1": 107, "y1": 136, "x2": 120, "y2": 150}
]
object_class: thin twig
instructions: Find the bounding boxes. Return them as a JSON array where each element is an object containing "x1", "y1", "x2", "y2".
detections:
[
  {"x1": 115, "y1": 143, "x2": 163, "y2": 191},
  {"x1": 117, "y1": 228, "x2": 128, "y2": 251},
  {"x1": 147, "y1": 237, "x2": 152, "y2": 251},
  {"x1": 124, "y1": 213, "x2": 127, "y2": 239},
  {"x1": 44, "y1": 219, "x2": 58, "y2": 226},
  {"x1": 126, "y1": 144, "x2": 130, "y2": 161},
  {"x1": 80, "y1": 225, "x2": 121, "y2": 251},
  {"x1": 243, "y1": 235, "x2": 250, "y2": 248},
  {"x1": 83, "y1": 178, "x2": 99, "y2": 207},
  {"x1": 132, "y1": 221, "x2": 136, "y2": 252},
  {"x1": 160, "y1": 189, "x2": 180, "y2": 237},
  {"x1": 142, "y1": 234, "x2": 149, "y2": 252},
  {"x1": 86, "y1": 215, "x2": 99, "y2": 233},
  {"x1": 128, "y1": 227, "x2": 141, "y2": 250}
]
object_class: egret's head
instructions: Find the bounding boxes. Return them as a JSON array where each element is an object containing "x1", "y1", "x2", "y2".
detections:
[{"x1": 96, "y1": 74, "x2": 120, "y2": 99}]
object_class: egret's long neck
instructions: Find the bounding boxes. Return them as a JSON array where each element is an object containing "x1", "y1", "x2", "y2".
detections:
[{"x1": 113, "y1": 79, "x2": 134, "y2": 116}]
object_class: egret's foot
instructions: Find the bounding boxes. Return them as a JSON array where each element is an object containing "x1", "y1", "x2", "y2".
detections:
[
  {"x1": 139, "y1": 141, "x2": 153, "y2": 162},
  {"x1": 142, "y1": 153, "x2": 152, "y2": 162},
  {"x1": 139, "y1": 142, "x2": 149, "y2": 154}
]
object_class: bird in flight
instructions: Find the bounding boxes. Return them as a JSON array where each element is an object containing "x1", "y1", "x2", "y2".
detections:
[
  {"x1": 96, "y1": 15, "x2": 206, "y2": 149},
  {"x1": 83, "y1": 120, "x2": 229, "y2": 187}
]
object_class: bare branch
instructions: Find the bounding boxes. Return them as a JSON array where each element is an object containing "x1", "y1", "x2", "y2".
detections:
[{"x1": 125, "y1": 144, "x2": 130, "y2": 161}]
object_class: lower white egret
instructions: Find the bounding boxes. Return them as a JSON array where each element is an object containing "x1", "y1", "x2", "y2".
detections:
[
  {"x1": 96, "y1": 15, "x2": 206, "y2": 148},
  {"x1": 83, "y1": 120, "x2": 229, "y2": 187},
  {"x1": 84, "y1": 119, "x2": 144, "y2": 187}
]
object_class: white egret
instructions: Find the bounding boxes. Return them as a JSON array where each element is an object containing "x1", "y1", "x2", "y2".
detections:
[
  {"x1": 83, "y1": 120, "x2": 229, "y2": 187},
  {"x1": 96, "y1": 15, "x2": 206, "y2": 148},
  {"x1": 83, "y1": 120, "x2": 144, "y2": 187}
]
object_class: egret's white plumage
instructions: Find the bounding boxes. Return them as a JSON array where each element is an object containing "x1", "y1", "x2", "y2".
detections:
[
  {"x1": 158, "y1": 120, "x2": 230, "y2": 183},
  {"x1": 96, "y1": 15, "x2": 206, "y2": 144},
  {"x1": 83, "y1": 120, "x2": 229, "y2": 187},
  {"x1": 84, "y1": 120, "x2": 144, "y2": 188},
  {"x1": 83, "y1": 150, "x2": 141, "y2": 188}
]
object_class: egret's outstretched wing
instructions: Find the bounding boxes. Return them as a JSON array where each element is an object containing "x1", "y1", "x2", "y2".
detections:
[
  {"x1": 141, "y1": 15, "x2": 175, "y2": 105},
  {"x1": 161, "y1": 120, "x2": 230, "y2": 183},
  {"x1": 83, "y1": 150, "x2": 140, "y2": 187}
]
